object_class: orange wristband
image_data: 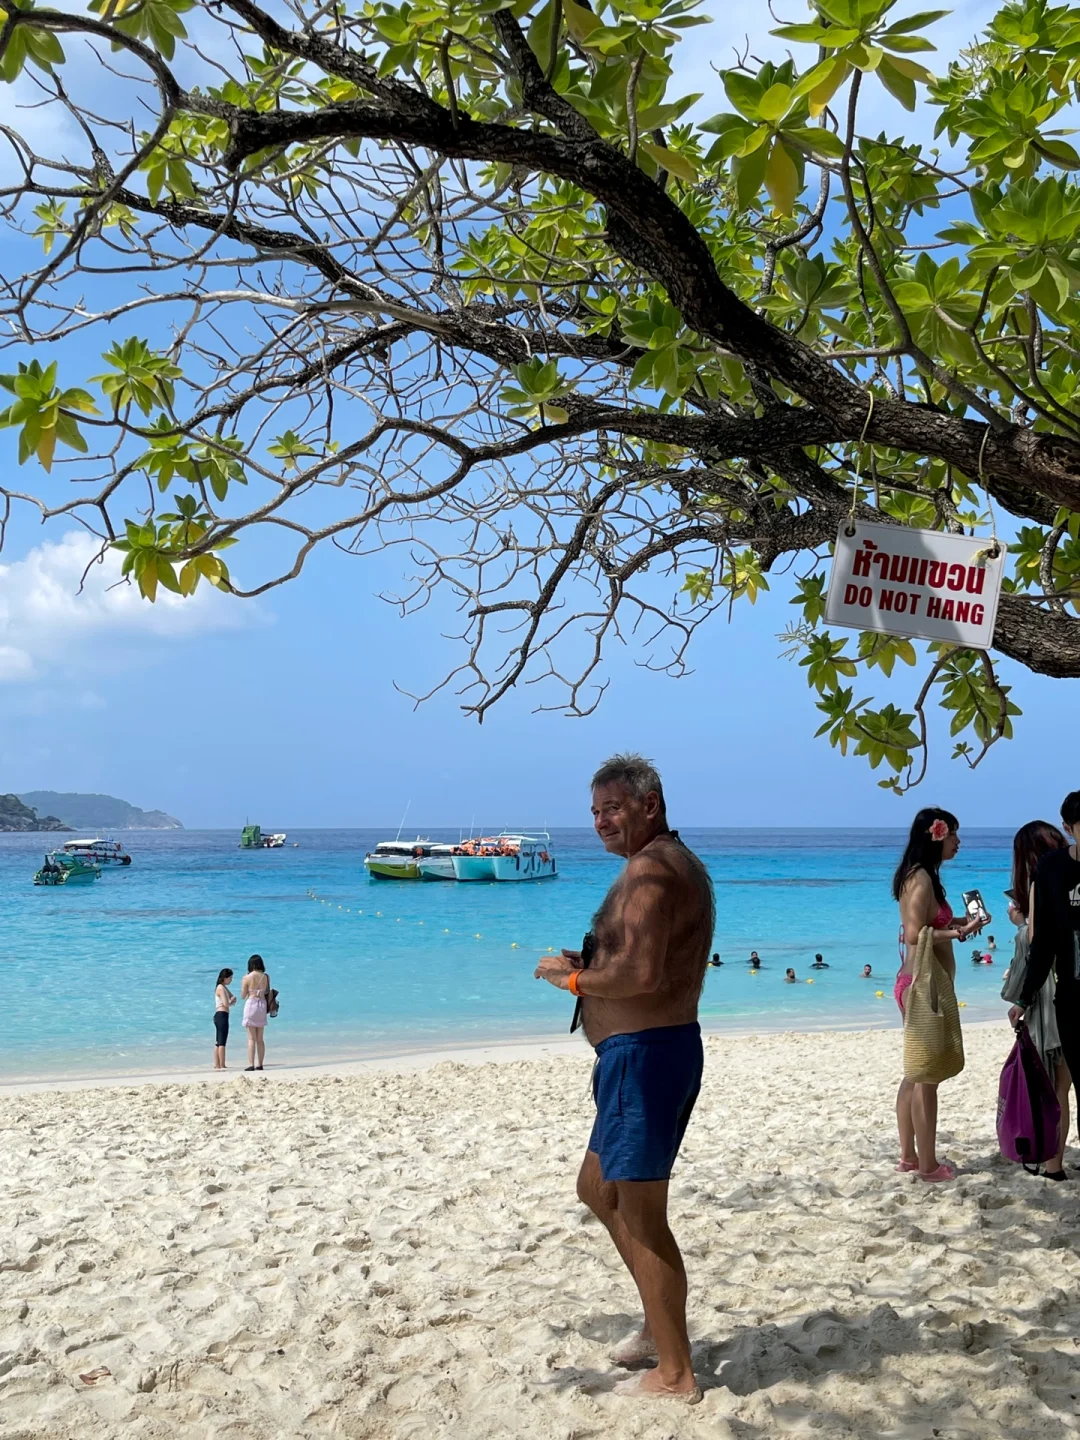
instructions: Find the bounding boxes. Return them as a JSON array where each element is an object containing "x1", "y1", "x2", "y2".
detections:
[{"x1": 568, "y1": 969, "x2": 582, "y2": 997}]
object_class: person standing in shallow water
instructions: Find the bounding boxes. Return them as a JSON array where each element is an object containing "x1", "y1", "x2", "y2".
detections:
[
  {"x1": 893, "y1": 809, "x2": 987, "y2": 1181},
  {"x1": 535, "y1": 753, "x2": 713, "y2": 1404}
]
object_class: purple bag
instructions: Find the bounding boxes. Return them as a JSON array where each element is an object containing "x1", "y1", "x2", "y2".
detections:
[{"x1": 997, "y1": 1023, "x2": 1061, "y2": 1171}]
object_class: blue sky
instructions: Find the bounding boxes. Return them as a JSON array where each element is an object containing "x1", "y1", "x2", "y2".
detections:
[{"x1": 1, "y1": 1, "x2": 1075, "y2": 830}]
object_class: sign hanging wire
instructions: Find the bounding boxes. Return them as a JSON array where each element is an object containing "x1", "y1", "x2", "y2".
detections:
[
  {"x1": 975, "y1": 426, "x2": 1002, "y2": 562},
  {"x1": 844, "y1": 391, "x2": 875, "y2": 537}
]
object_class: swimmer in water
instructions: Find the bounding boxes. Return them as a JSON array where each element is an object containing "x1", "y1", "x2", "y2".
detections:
[
  {"x1": 810, "y1": 953, "x2": 829, "y2": 969},
  {"x1": 750, "y1": 954, "x2": 762, "y2": 970},
  {"x1": 709, "y1": 952, "x2": 722, "y2": 967},
  {"x1": 785, "y1": 968, "x2": 797, "y2": 983},
  {"x1": 861, "y1": 964, "x2": 872, "y2": 979}
]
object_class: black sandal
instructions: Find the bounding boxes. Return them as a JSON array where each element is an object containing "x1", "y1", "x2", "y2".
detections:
[{"x1": 1043, "y1": 1169, "x2": 1069, "y2": 1182}]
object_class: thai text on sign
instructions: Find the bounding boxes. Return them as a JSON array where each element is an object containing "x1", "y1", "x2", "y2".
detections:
[{"x1": 825, "y1": 520, "x2": 1005, "y2": 648}]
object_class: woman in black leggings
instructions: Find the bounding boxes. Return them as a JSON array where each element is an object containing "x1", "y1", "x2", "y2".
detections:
[{"x1": 214, "y1": 968, "x2": 236, "y2": 1069}]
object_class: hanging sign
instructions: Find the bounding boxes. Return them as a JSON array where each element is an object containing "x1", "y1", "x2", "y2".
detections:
[{"x1": 825, "y1": 520, "x2": 1005, "y2": 648}]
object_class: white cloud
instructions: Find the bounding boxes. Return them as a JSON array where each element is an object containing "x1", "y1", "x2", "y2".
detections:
[
  {"x1": 0, "y1": 645, "x2": 34, "y2": 681},
  {"x1": 0, "y1": 530, "x2": 258, "y2": 685}
]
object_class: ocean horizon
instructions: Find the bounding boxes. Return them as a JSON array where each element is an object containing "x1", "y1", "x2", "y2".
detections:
[{"x1": 1, "y1": 827, "x2": 1016, "y2": 1082}]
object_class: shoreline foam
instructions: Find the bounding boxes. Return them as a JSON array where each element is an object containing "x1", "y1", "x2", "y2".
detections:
[{"x1": 0, "y1": 1004, "x2": 1013, "y2": 1095}]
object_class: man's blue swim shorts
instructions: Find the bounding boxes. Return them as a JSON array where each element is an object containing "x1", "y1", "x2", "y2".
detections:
[{"x1": 588, "y1": 1022, "x2": 703, "y2": 1183}]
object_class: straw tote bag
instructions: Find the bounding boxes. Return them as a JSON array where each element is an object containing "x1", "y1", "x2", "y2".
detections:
[{"x1": 903, "y1": 925, "x2": 965, "y2": 1084}]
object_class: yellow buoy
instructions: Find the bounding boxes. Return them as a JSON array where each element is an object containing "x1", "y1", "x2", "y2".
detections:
[
  {"x1": 959, "y1": 1001, "x2": 968, "y2": 1008},
  {"x1": 511, "y1": 943, "x2": 518, "y2": 949},
  {"x1": 475, "y1": 933, "x2": 482, "y2": 939},
  {"x1": 807, "y1": 978, "x2": 814, "y2": 985},
  {"x1": 443, "y1": 928, "x2": 450, "y2": 933},
  {"x1": 875, "y1": 990, "x2": 884, "y2": 997}
]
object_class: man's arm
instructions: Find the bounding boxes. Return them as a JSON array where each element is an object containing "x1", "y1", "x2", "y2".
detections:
[{"x1": 535, "y1": 857, "x2": 672, "y2": 996}]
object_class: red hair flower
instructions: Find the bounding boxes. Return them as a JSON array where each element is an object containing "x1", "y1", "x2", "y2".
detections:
[{"x1": 929, "y1": 819, "x2": 950, "y2": 843}]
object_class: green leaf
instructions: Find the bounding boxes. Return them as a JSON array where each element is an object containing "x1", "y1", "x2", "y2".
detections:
[
  {"x1": 639, "y1": 140, "x2": 697, "y2": 183},
  {"x1": 757, "y1": 82, "x2": 792, "y2": 123},
  {"x1": 883, "y1": 10, "x2": 948, "y2": 35},
  {"x1": 1010, "y1": 251, "x2": 1046, "y2": 290},
  {"x1": 563, "y1": 0, "x2": 604, "y2": 42},
  {"x1": 764, "y1": 140, "x2": 800, "y2": 215},
  {"x1": 732, "y1": 138, "x2": 770, "y2": 209},
  {"x1": 722, "y1": 71, "x2": 763, "y2": 121},
  {"x1": 877, "y1": 56, "x2": 917, "y2": 110}
]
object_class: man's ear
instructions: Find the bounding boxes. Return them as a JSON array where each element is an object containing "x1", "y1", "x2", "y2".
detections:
[{"x1": 644, "y1": 790, "x2": 660, "y2": 819}]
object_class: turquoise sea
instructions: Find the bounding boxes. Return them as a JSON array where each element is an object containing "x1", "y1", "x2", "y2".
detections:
[{"x1": 0, "y1": 828, "x2": 1017, "y2": 1082}]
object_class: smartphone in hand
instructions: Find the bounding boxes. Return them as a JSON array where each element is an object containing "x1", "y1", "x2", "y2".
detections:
[{"x1": 962, "y1": 889, "x2": 990, "y2": 927}]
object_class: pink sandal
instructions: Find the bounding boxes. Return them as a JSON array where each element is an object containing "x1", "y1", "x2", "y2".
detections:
[
  {"x1": 917, "y1": 1163, "x2": 955, "y2": 1183},
  {"x1": 895, "y1": 1160, "x2": 919, "y2": 1172}
]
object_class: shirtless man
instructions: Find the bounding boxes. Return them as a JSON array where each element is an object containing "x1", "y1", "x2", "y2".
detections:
[{"x1": 535, "y1": 753, "x2": 713, "y2": 1403}]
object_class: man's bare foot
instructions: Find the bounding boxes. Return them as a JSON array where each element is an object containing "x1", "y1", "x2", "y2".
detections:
[
  {"x1": 610, "y1": 1329, "x2": 657, "y2": 1366},
  {"x1": 613, "y1": 1370, "x2": 703, "y2": 1404}
]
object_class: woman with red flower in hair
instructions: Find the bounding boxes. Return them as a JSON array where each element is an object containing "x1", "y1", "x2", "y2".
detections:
[{"x1": 892, "y1": 808, "x2": 988, "y2": 1180}]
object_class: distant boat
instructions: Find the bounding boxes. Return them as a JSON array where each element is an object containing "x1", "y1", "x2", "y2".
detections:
[
  {"x1": 239, "y1": 825, "x2": 287, "y2": 849},
  {"x1": 421, "y1": 833, "x2": 557, "y2": 882},
  {"x1": 34, "y1": 851, "x2": 101, "y2": 886},
  {"x1": 364, "y1": 838, "x2": 454, "y2": 880},
  {"x1": 62, "y1": 836, "x2": 131, "y2": 866}
]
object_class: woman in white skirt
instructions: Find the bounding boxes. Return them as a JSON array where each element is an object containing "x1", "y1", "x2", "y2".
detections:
[{"x1": 241, "y1": 954, "x2": 271, "y2": 1071}]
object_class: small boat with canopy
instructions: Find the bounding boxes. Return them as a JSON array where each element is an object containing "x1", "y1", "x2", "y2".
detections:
[{"x1": 33, "y1": 851, "x2": 102, "y2": 885}]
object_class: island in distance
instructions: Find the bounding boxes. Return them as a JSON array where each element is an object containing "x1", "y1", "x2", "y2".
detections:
[
  {"x1": 0, "y1": 795, "x2": 71, "y2": 832},
  {"x1": 12, "y1": 791, "x2": 183, "y2": 832}
]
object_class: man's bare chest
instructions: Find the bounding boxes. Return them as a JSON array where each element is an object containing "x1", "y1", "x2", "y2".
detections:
[{"x1": 593, "y1": 878, "x2": 629, "y2": 947}]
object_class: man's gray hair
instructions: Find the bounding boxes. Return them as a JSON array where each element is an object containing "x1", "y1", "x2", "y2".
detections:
[{"x1": 591, "y1": 752, "x2": 666, "y2": 814}]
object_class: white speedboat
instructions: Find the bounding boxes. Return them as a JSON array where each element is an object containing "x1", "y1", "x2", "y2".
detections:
[
  {"x1": 416, "y1": 846, "x2": 459, "y2": 881},
  {"x1": 451, "y1": 833, "x2": 557, "y2": 882},
  {"x1": 62, "y1": 836, "x2": 131, "y2": 866},
  {"x1": 364, "y1": 838, "x2": 445, "y2": 880}
]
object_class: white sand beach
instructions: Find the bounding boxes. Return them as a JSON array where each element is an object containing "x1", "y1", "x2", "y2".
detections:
[{"x1": 1, "y1": 1023, "x2": 1078, "y2": 1439}]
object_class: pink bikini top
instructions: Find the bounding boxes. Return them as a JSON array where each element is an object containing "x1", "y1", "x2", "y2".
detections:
[
  {"x1": 898, "y1": 898, "x2": 953, "y2": 963},
  {"x1": 933, "y1": 900, "x2": 954, "y2": 930}
]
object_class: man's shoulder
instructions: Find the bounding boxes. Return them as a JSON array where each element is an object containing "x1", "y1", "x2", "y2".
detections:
[
  {"x1": 1036, "y1": 846, "x2": 1071, "y2": 881},
  {"x1": 628, "y1": 835, "x2": 705, "y2": 879}
]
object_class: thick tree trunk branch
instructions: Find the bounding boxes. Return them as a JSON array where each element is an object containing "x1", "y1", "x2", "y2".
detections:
[{"x1": 218, "y1": 98, "x2": 1080, "y2": 515}]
